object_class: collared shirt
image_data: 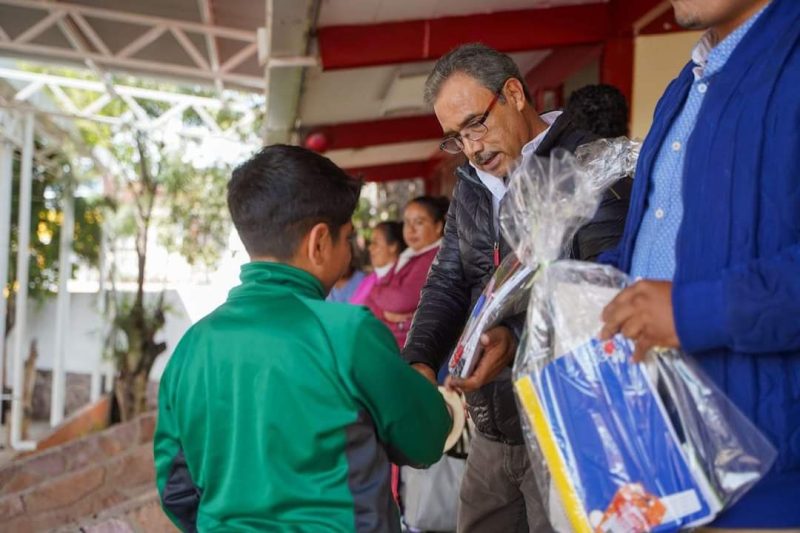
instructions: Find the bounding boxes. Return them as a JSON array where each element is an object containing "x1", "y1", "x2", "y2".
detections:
[
  {"x1": 629, "y1": 5, "x2": 767, "y2": 280},
  {"x1": 395, "y1": 238, "x2": 442, "y2": 273},
  {"x1": 373, "y1": 262, "x2": 394, "y2": 279},
  {"x1": 471, "y1": 110, "x2": 562, "y2": 237}
]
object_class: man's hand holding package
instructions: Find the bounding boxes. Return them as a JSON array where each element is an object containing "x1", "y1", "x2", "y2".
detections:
[
  {"x1": 600, "y1": 280, "x2": 680, "y2": 362},
  {"x1": 446, "y1": 325, "x2": 516, "y2": 393}
]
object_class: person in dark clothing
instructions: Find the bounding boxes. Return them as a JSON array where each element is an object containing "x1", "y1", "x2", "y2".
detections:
[
  {"x1": 401, "y1": 43, "x2": 631, "y2": 532},
  {"x1": 565, "y1": 83, "x2": 629, "y2": 139}
]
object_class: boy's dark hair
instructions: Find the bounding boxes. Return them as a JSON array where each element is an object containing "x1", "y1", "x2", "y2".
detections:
[
  {"x1": 424, "y1": 43, "x2": 532, "y2": 106},
  {"x1": 409, "y1": 196, "x2": 450, "y2": 225},
  {"x1": 227, "y1": 144, "x2": 361, "y2": 260},
  {"x1": 565, "y1": 84, "x2": 629, "y2": 139},
  {"x1": 374, "y1": 221, "x2": 407, "y2": 254}
]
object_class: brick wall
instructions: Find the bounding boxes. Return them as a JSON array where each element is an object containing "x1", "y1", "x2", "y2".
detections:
[{"x1": 0, "y1": 411, "x2": 176, "y2": 532}]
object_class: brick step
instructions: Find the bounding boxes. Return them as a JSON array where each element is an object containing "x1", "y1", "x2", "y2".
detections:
[
  {"x1": 0, "y1": 412, "x2": 155, "y2": 499},
  {"x1": 54, "y1": 487, "x2": 177, "y2": 533},
  {"x1": 0, "y1": 412, "x2": 158, "y2": 532}
]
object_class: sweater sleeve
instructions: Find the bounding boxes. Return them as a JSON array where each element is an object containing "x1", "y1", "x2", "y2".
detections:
[
  {"x1": 674, "y1": 245, "x2": 800, "y2": 354},
  {"x1": 347, "y1": 311, "x2": 451, "y2": 468}
]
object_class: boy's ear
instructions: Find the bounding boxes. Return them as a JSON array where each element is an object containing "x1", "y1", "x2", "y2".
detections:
[{"x1": 306, "y1": 222, "x2": 331, "y2": 266}]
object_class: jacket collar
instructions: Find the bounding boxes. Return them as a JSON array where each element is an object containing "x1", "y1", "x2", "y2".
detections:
[
  {"x1": 534, "y1": 112, "x2": 578, "y2": 156},
  {"x1": 228, "y1": 261, "x2": 326, "y2": 301}
]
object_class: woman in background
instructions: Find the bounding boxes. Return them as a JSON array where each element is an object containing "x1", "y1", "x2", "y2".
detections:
[
  {"x1": 326, "y1": 240, "x2": 366, "y2": 303},
  {"x1": 366, "y1": 196, "x2": 449, "y2": 348},
  {"x1": 350, "y1": 221, "x2": 405, "y2": 305}
]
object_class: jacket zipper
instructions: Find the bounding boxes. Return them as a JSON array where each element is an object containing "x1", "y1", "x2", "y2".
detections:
[{"x1": 459, "y1": 166, "x2": 502, "y2": 269}]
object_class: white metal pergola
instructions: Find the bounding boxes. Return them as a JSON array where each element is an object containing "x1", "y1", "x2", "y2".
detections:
[
  {"x1": 0, "y1": 0, "x2": 317, "y2": 449},
  {"x1": 0, "y1": 67, "x2": 263, "y2": 143},
  {"x1": 0, "y1": 0, "x2": 262, "y2": 89}
]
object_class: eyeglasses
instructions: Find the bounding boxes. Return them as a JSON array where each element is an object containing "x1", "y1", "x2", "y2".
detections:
[{"x1": 439, "y1": 89, "x2": 502, "y2": 154}]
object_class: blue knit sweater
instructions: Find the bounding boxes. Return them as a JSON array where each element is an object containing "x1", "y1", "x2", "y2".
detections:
[{"x1": 608, "y1": 0, "x2": 800, "y2": 526}]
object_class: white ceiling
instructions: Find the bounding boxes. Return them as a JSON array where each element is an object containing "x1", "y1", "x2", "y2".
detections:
[
  {"x1": 326, "y1": 139, "x2": 441, "y2": 169},
  {"x1": 298, "y1": 50, "x2": 551, "y2": 126},
  {"x1": 318, "y1": 0, "x2": 606, "y2": 26}
]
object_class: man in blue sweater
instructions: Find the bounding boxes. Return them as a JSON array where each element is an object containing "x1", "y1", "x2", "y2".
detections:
[{"x1": 600, "y1": 0, "x2": 800, "y2": 529}]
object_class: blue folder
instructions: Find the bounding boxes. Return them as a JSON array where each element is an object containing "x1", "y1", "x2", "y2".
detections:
[{"x1": 535, "y1": 335, "x2": 719, "y2": 531}]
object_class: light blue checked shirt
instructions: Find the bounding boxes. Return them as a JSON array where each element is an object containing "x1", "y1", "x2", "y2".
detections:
[{"x1": 630, "y1": 6, "x2": 767, "y2": 280}]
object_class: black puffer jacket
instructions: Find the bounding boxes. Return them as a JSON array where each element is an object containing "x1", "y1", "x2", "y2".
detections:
[{"x1": 402, "y1": 113, "x2": 632, "y2": 444}]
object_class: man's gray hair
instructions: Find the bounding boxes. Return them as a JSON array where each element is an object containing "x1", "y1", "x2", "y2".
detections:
[{"x1": 423, "y1": 43, "x2": 532, "y2": 106}]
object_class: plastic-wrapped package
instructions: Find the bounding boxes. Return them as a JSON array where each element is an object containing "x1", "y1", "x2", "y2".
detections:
[
  {"x1": 448, "y1": 138, "x2": 639, "y2": 381},
  {"x1": 500, "y1": 140, "x2": 777, "y2": 533},
  {"x1": 447, "y1": 253, "x2": 535, "y2": 379}
]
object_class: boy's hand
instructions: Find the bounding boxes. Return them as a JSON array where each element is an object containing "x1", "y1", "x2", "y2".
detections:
[
  {"x1": 600, "y1": 280, "x2": 680, "y2": 362},
  {"x1": 412, "y1": 363, "x2": 437, "y2": 385},
  {"x1": 446, "y1": 326, "x2": 516, "y2": 393}
]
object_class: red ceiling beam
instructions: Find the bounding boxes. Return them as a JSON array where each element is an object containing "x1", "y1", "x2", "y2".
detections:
[
  {"x1": 601, "y1": 37, "x2": 634, "y2": 104},
  {"x1": 525, "y1": 44, "x2": 603, "y2": 92},
  {"x1": 317, "y1": 4, "x2": 610, "y2": 70},
  {"x1": 306, "y1": 115, "x2": 442, "y2": 151},
  {"x1": 346, "y1": 160, "x2": 432, "y2": 183},
  {"x1": 599, "y1": 0, "x2": 669, "y2": 106}
]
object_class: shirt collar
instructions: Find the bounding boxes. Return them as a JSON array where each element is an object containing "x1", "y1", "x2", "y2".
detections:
[
  {"x1": 395, "y1": 239, "x2": 441, "y2": 272},
  {"x1": 690, "y1": 3, "x2": 769, "y2": 80},
  {"x1": 374, "y1": 262, "x2": 394, "y2": 278},
  {"x1": 470, "y1": 110, "x2": 563, "y2": 195},
  {"x1": 522, "y1": 110, "x2": 562, "y2": 158}
]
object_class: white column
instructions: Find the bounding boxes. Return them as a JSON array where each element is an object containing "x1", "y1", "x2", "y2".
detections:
[
  {"x1": 102, "y1": 232, "x2": 115, "y2": 394},
  {"x1": 0, "y1": 133, "x2": 14, "y2": 414},
  {"x1": 10, "y1": 113, "x2": 36, "y2": 451},
  {"x1": 50, "y1": 184, "x2": 74, "y2": 427},
  {"x1": 90, "y1": 225, "x2": 106, "y2": 402}
]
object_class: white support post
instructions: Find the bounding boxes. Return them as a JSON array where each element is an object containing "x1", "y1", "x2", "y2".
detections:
[
  {"x1": 0, "y1": 130, "x2": 14, "y2": 414},
  {"x1": 103, "y1": 361, "x2": 114, "y2": 394},
  {"x1": 90, "y1": 225, "x2": 107, "y2": 402},
  {"x1": 102, "y1": 232, "x2": 115, "y2": 395},
  {"x1": 50, "y1": 183, "x2": 74, "y2": 427},
  {"x1": 261, "y1": 0, "x2": 273, "y2": 145},
  {"x1": 10, "y1": 112, "x2": 36, "y2": 451}
]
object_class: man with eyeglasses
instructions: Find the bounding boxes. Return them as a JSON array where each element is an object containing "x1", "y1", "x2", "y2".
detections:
[{"x1": 402, "y1": 43, "x2": 631, "y2": 532}]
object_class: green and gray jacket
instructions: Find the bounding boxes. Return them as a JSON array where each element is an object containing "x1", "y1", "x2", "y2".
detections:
[{"x1": 154, "y1": 262, "x2": 450, "y2": 532}]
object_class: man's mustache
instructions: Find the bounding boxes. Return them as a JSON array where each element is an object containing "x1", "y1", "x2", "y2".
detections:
[{"x1": 474, "y1": 151, "x2": 498, "y2": 165}]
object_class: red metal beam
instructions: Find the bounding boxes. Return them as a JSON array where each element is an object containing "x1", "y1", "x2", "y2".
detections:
[
  {"x1": 598, "y1": 0, "x2": 662, "y2": 107},
  {"x1": 306, "y1": 115, "x2": 442, "y2": 151},
  {"x1": 317, "y1": 4, "x2": 610, "y2": 70},
  {"x1": 346, "y1": 160, "x2": 432, "y2": 183},
  {"x1": 525, "y1": 44, "x2": 603, "y2": 92},
  {"x1": 601, "y1": 37, "x2": 634, "y2": 106}
]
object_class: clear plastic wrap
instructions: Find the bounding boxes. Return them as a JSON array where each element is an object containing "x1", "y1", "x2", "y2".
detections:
[
  {"x1": 447, "y1": 138, "x2": 640, "y2": 381},
  {"x1": 500, "y1": 139, "x2": 777, "y2": 533},
  {"x1": 447, "y1": 253, "x2": 535, "y2": 379}
]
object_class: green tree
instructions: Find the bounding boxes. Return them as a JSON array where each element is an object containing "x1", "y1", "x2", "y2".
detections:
[
  {"x1": 18, "y1": 64, "x2": 245, "y2": 421},
  {"x1": 101, "y1": 131, "x2": 231, "y2": 421}
]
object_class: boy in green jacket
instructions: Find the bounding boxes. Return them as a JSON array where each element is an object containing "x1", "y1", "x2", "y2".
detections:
[{"x1": 154, "y1": 145, "x2": 451, "y2": 532}]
